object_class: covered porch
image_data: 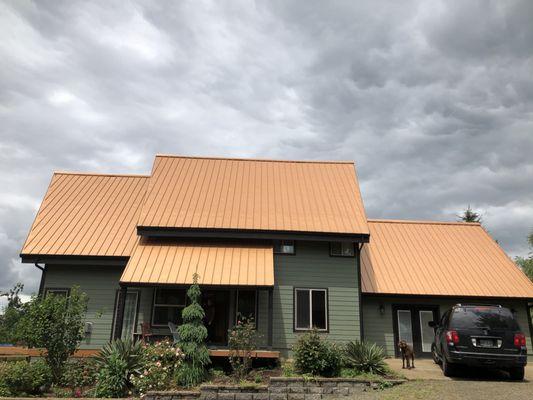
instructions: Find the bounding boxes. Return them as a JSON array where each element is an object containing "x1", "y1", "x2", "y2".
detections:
[{"x1": 112, "y1": 239, "x2": 276, "y2": 354}]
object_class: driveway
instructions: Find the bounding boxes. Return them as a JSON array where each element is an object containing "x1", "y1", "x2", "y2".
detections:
[
  {"x1": 385, "y1": 357, "x2": 533, "y2": 381},
  {"x1": 366, "y1": 358, "x2": 533, "y2": 400}
]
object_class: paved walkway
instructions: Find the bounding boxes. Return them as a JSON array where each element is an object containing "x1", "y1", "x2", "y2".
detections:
[{"x1": 385, "y1": 357, "x2": 533, "y2": 381}]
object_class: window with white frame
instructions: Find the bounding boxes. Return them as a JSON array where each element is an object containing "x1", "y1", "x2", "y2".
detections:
[
  {"x1": 274, "y1": 240, "x2": 295, "y2": 254},
  {"x1": 152, "y1": 288, "x2": 187, "y2": 326},
  {"x1": 330, "y1": 242, "x2": 355, "y2": 257},
  {"x1": 294, "y1": 288, "x2": 328, "y2": 331}
]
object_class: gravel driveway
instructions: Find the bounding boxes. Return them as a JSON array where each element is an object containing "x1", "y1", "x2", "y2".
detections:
[{"x1": 359, "y1": 379, "x2": 533, "y2": 400}]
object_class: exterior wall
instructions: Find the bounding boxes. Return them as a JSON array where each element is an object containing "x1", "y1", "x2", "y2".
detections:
[
  {"x1": 43, "y1": 264, "x2": 123, "y2": 348},
  {"x1": 272, "y1": 241, "x2": 360, "y2": 354},
  {"x1": 362, "y1": 295, "x2": 533, "y2": 358}
]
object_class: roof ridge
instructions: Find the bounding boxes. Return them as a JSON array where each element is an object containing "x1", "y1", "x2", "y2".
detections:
[
  {"x1": 155, "y1": 154, "x2": 355, "y2": 165},
  {"x1": 54, "y1": 171, "x2": 150, "y2": 178},
  {"x1": 367, "y1": 218, "x2": 481, "y2": 226}
]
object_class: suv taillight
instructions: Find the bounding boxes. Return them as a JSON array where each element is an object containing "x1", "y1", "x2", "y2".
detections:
[
  {"x1": 514, "y1": 333, "x2": 526, "y2": 348},
  {"x1": 446, "y1": 330, "x2": 460, "y2": 345}
]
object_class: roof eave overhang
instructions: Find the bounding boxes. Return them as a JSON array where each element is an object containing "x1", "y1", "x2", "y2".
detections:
[
  {"x1": 362, "y1": 292, "x2": 533, "y2": 301},
  {"x1": 20, "y1": 254, "x2": 129, "y2": 266},
  {"x1": 137, "y1": 226, "x2": 370, "y2": 243}
]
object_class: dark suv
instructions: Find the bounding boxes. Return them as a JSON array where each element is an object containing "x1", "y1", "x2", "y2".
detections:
[{"x1": 430, "y1": 304, "x2": 527, "y2": 380}]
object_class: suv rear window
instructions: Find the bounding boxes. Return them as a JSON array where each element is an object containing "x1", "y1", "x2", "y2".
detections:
[{"x1": 450, "y1": 306, "x2": 520, "y2": 330}]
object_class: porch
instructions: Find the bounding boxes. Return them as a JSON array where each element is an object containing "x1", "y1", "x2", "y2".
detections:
[{"x1": 113, "y1": 239, "x2": 276, "y2": 352}]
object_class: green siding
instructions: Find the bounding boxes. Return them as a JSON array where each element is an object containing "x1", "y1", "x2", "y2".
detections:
[
  {"x1": 44, "y1": 264, "x2": 123, "y2": 348},
  {"x1": 272, "y1": 241, "x2": 360, "y2": 354},
  {"x1": 362, "y1": 295, "x2": 533, "y2": 358}
]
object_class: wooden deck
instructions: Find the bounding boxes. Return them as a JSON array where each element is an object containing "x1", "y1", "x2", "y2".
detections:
[{"x1": 0, "y1": 347, "x2": 280, "y2": 359}]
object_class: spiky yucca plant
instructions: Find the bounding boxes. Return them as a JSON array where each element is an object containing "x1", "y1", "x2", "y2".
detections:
[{"x1": 344, "y1": 341, "x2": 387, "y2": 375}]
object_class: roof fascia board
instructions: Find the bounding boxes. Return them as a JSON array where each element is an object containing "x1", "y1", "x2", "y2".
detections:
[
  {"x1": 137, "y1": 226, "x2": 370, "y2": 243},
  {"x1": 362, "y1": 292, "x2": 533, "y2": 301},
  {"x1": 20, "y1": 254, "x2": 129, "y2": 266}
]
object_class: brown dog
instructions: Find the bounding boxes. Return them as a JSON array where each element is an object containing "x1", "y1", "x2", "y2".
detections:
[{"x1": 398, "y1": 340, "x2": 415, "y2": 369}]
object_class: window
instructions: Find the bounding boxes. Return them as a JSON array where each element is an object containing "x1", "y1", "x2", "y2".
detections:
[
  {"x1": 45, "y1": 288, "x2": 69, "y2": 297},
  {"x1": 236, "y1": 289, "x2": 257, "y2": 324},
  {"x1": 112, "y1": 291, "x2": 139, "y2": 340},
  {"x1": 274, "y1": 240, "x2": 295, "y2": 254},
  {"x1": 294, "y1": 288, "x2": 328, "y2": 331},
  {"x1": 152, "y1": 288, "x2": 187, "y2": 326},
  {"x1": 330, "y1": 242, "x2": 355, "y2": 257}
]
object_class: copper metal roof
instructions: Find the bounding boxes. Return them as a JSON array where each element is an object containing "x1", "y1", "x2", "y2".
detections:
[
  {"x1": 120, "y1": 238, "x2": 274, "y2": 286},
  {"x1": 137, "y1": 155, "x2": 369, "y2": 235},
  {"x1": 20, "y1": 172, "x2": 149, "y2": 258},
  {"x1": 361, "y1": 219, "x2": 533, "y2": 298}
]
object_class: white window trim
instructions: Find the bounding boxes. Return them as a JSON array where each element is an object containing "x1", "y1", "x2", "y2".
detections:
[
  {"x1": 151, "y1": 288, "x2": 187, "y2": 327},
  {"x1": 112, "y1": 290, "x2": 139, "y2": 339},
  {"x1": 45, "y1": 288, "x2": 69, "y2": 296},
  {"x1": 294, "y1": 288, "x2": 328, "y2": 331}
]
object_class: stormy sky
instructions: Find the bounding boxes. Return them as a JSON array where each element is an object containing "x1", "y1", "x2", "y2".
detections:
[{"x1": 1, "y1": 0, "x2": 532, "y2": 300}]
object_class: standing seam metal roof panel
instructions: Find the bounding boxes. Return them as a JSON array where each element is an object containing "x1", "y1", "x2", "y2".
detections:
[
  {"x1": 361, "y1": 219, "x2": 533, "y2": 298},
  {"x1": 137, "y1": 156, "x2": 369, "y2": 235}
]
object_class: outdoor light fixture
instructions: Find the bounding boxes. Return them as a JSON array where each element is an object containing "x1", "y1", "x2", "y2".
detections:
[{"x1": 379, "y1": 304, "x2": 385, "y2": 315}]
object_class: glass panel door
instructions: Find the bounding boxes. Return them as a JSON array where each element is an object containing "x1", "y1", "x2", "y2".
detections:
[
  {"x1": 397, "y1": 309, "x2": 413, "y2": 347},
  {"x1": 113, "y1": 291, "x2": 138, "y2": 340},
  {"x1": 419, "y1": 310, "x2": 435, "y2": 353}
]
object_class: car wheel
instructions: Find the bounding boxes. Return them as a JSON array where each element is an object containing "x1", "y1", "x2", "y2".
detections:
[
  {"x1": 431, "y1": 344, "x2": 440, "y2": 365},
  {"x1": 509, "y1": 367, "x2": 525, "y2": 381},
  {"x1": 442, "y1": 357, "x2": 455, "y2": 377}
]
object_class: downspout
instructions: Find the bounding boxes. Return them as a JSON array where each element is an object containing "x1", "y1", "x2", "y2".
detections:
[
  {"x1": 34, "y1": 261, "x2": 46, "y2": 296},
  {"x1": 357, "y1": 243, "x2": 364, "y2": 341}
]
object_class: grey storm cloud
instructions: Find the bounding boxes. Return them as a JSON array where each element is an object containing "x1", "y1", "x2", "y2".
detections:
[{"x1": 1, "y1": 0, "x2": 532, "y2": 299}]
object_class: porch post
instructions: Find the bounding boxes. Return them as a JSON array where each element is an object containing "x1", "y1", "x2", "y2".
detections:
[
  {"x1": 114, "y1": 286, "x2": 127, "y2": 340},
  {"x1": 268, "y1": 287, "x2": 273, "y2": 348}
]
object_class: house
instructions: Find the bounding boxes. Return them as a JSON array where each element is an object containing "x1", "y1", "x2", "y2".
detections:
[{"x1": 19, "y1": 155, "x2": 533, "y2": 358}]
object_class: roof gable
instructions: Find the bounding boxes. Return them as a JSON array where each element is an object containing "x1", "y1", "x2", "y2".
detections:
[
  {"x1": 138, "y1": 155, "x2": 369, "y2": 235},
  {"x1": 361, "y1": 219, "x2": 533, "y2": 298},
  {"x1": 21, "y1": 172, "x2": 149, "y2": 258}
]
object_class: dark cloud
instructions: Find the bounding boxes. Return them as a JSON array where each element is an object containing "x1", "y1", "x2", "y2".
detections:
[{"x1": 1, "y1": 0, "x2": 532, "y2": 297}]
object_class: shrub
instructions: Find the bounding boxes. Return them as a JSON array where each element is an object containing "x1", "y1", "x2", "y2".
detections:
[
  {"x1": 343, "y1": 341, "x2": 387, "y2": 376},
  {"x1": 60, "y1": 358, "x2": 98, "y2": 396},
  {"x1": 176, "y1": 273, "x2": 211, "y2": 387},
  {"x1": 293, "y1": 330, "x2": 341, "y2": 377},
  {"x1": 130, "y1": 340, "x2": 184, "y2": 396},
  {"x1": 228, "y1": 318, "x2": 259, "y2": 379},
  {"x1": 0, "y1": 359, "x2": 52, "y2": 396},
  {"x1": 17, "y1": 286, "x2": 88, "y2": 382},
  {"x1": 0, "y1": 283, "x2": 25, "y2": 344},
  {"x1": 94, "y1": 339, "x2": 145, "y2": 397}
]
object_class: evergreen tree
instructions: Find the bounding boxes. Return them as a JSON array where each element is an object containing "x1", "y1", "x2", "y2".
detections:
[
  {"x1": 458, "y1": 205, "x2": 482, "y2": 223},
  {"x1": 176, "y1": 273, "x2": 210, "y2": 387}
]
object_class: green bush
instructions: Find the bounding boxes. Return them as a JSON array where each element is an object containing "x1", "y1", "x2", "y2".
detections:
[
  {"x1": 176, "y1": 273, "x2": 210, "y2": 387},
  {"x1": 60, "y1": 358, "x2": 98, "y2": 395},
  {"x1": 94, "y1": 339, "x2": 145, "y2": 397},
  {"x1": 17, "y1": 286, "x2": 88, "y2": 382},
  {"x1": 292, "y1": 330, "x2": 341, "y2": 377},
  {"x1": 343, "y1": 341, "x2": 387, "y2": 376},
  {"x1": 0, "y1": 359, "x2": 52, "y2": 396}
]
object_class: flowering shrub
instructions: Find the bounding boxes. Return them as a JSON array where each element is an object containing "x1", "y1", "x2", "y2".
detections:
[
  {"x1": 228, "y1": 318, "x2": 259, "y2": 379},
  {"x1": 293, "y1": 329, "x2": 341, "y2": 377},
  {"x1": 130, "y1": 339, "x2": 184, "y2": 396}
]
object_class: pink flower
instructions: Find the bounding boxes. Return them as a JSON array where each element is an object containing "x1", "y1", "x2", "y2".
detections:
[{"x1": 144, "y1": 370, "x2": 149, "y2": 376}]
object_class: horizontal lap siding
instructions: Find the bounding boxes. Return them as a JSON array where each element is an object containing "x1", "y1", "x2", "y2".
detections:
[
  {"x1": 273, "y1": 241, "x2": 360, "y2": 354},
  {"x1": 362, "y1": 295, "x2": 533, "y2": 357},
  {"x1": 43, "y1": 265, "x2": 123, "y2": 348}
]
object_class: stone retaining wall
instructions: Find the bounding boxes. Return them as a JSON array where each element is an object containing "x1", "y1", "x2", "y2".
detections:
[{"x1": 143, "y1": 377, "x2": 404, "y2": 400}]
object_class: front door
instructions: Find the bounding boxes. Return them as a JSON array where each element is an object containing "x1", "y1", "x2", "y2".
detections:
[
  {"x1": 393, "y1": 304, "x2": 439, "y2": 357},
  {"x1": 202, "y1": 290, "x2": 230, "y2": 345}
]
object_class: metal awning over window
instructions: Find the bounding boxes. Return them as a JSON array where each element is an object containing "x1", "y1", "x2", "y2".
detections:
[{"x1": 120, "y1": 238, "x2": 274, "y2": 287}]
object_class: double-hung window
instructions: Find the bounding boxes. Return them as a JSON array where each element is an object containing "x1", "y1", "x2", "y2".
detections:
[
  {"x1": 294, "y1": 288, "x2": 328, "y2": 331},
  {"x1": 152, "y1": 288, "x2": 187, "y2": 327}
]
